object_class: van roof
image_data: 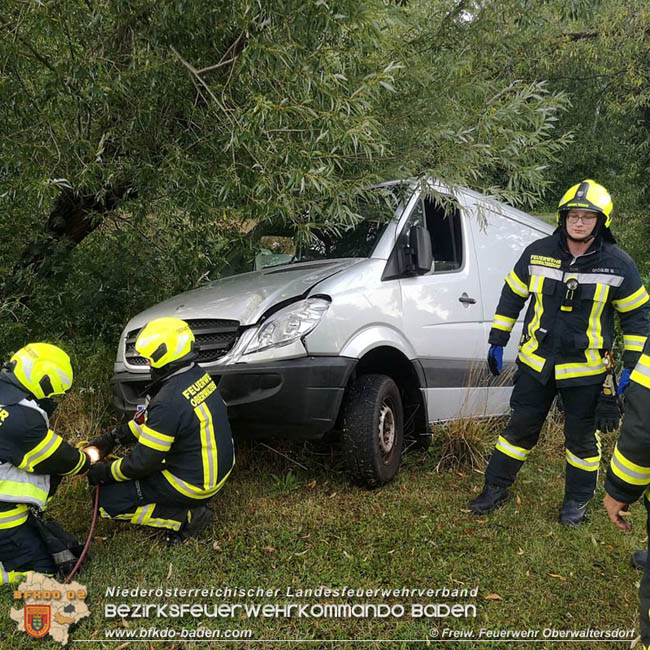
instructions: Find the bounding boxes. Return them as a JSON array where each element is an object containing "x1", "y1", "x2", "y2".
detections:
[
  {"x1": 371, "y1": 178, "x2": 553, "y2": 236},
  {"x1": 458, "y1": 185, "x2": 553, "y2": 236}
]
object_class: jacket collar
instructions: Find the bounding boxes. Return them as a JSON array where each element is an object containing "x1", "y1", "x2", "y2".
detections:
[
  {"x1": 0, "y1": 371, "x2": 32, "y2": 406},
  {"x1": 554, "y1": 228, "x2": 603, "y2": 260},
  {"x1": 144, "y1": 362, "x2": 196, "y2": 399}
]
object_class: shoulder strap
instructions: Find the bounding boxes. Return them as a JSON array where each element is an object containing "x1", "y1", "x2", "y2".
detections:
[{"x1": 16, "y1": 398, "x2": 50, "y2": 428}]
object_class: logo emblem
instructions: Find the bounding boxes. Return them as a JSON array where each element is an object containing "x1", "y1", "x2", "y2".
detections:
[
  {"x1": 135, "y1": 404, "x2": 146, "y2": 424},
  {"x1": 577, "y1": 190, "x2": 584, "y2": 197},
  {"x1": 25, "y1": 604, "x2": 51, "y2": 638}
]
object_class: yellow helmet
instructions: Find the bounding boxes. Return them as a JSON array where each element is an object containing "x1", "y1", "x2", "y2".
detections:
[
  {"x1": 10, "y1": 343, "x2": 74, "y2": 400},
  {"x1": 557, "y1": 179, "x2": 613, "y2": 228},
  {"x1": 135, "y1": 317, "x2": 195, "y2": 369}
]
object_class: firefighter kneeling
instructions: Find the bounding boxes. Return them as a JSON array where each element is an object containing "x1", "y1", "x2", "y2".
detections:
[
  {"x1": 86, "y1": 317, "x2": 234, "y2": 546},
  {"x1": 0, "y1": 344, "x2": 92, "y2": 584}
]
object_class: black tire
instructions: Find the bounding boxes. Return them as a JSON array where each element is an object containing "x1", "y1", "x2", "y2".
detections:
[{"x1": 341, "y1": 374, "x2": 404, "y2": 487}]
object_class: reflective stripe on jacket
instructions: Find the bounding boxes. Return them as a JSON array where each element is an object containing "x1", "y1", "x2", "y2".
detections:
[
  {"x1": 0, "y1": 399, "x2": 50, "y2": 509},
  {"x1": 106, "y1": 364, "x2": 235, "y2": 499},
  {"x1": 605, "y1": 343, "x2": 650, "y2": 503},
  {"x1": 489, "y1": 229, "x2": 650, "y2": 386},
  {"x1": 0, "y1": 374, "x2": 90, "y2": 528}
]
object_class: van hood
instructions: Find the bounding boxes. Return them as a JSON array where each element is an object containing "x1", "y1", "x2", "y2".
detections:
[{"x1": 125, "y1": 258, "x2": 362, "y2": 331}]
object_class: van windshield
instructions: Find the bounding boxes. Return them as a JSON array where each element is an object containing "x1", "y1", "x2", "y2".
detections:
[
  {"x1": 218, "y1": 188, "x2": 404, "y2": 278},
  {"x1": 296, "y1": 216, "x2": 386, "y2": 262}
]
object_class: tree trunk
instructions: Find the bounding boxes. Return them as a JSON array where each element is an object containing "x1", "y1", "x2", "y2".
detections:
[{"x1": 14, "y1": 183, "x2": 134, "y2": 285}]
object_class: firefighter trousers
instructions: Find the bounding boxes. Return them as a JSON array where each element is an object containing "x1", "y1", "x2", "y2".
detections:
[
  {"x1": 640, "y1": 497, "x2": 650, "y2": 647},
  {"x1": 485, "y1": 370, "x2": 602, "y2": 502},
  {"x1": 97, "y1": 472, "x2": 211, "y2": 532},
  {"x1": 0, "y1": 477, "x2": 84, "y2": 583},
  {"x1": 0, "y1": 513, "x2": 57, "y2": 583}
]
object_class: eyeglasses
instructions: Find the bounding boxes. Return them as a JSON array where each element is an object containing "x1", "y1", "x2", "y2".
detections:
[{"x1": 567, "y1": 214, "x2": 598, "y2": 224}]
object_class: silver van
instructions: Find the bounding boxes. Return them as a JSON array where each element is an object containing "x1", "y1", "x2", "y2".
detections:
[{"x1": 111, "y1": 180, "x2": 552, "y2": 486}]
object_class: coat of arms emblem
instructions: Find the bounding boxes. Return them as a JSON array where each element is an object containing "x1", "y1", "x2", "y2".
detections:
[{"x1": 25, "y1": 604, "x2": 51, "y2": 638}]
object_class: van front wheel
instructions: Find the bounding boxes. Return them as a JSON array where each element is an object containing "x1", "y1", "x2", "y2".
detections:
[{"x1": 342, "y1": 374, "x2": 404, "y2": 487}]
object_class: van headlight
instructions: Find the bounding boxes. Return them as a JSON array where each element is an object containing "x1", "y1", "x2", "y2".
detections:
[{"x1": 244, "y1": 298, "x2": 330, "y2": 355}]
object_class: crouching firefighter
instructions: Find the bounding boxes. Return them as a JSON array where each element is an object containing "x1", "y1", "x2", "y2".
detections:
[
  {"x1": 0, "y1": 344, "x2": 92, "y2": 584},
  {"x1": 86, "y1": 317, "x2": 235, "y2": 546},
  {"x1": 603, "y1": 341, "x2": 650, "y2": 649},
  {"x1": 471, "y1": 179, "x2": 650, "y2": 525}
]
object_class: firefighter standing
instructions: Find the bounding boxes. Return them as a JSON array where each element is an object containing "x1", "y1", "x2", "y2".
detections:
[
  {"x1": 86, "y1": 317, "x2": 234, "y2": 545},
  {"x1": 604, "y1": 340, "x2": 650, "y2": 648},
  {"x1": 471, "y1": 179, "x2": 650, "y2": 525},
  {"x1": 0, "y1": 344, "x2": 91, "y2": 584}
]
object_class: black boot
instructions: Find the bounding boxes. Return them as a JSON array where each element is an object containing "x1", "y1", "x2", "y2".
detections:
[
  {"x1": 632, "y1": 550, "x2": 648, "y2": 571},
  {"x1": 469, "y1": 483, "x2": 509, "y2": 514},
  {"x1": 558, "y1": 499, "x2": 588, "y2": 526},
  {"x1": 166, "y1": 506, "x2": 212, "y2": 547}
]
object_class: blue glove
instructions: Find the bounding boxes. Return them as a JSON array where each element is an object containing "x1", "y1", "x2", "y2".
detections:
[
  {"x1": 618, "y1": 368, "x2": 631, "y2": 394},
  {"x1": 487, "y1": 345, "x2": 503, "y2": 377}
]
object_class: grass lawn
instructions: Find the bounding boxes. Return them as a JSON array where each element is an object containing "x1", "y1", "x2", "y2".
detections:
[{"x1": 0, "y1": 416, "x2": 643, "y2": 650}]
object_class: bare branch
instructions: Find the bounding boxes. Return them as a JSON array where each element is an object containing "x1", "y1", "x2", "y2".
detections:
[
  {"x1": 259, "y1": 443, "x2": 310, "y2": 471},
  {"x1": 196, "y1": 57, "x2": 237, "y2": 75},
  {"x1": 170, "y1": 43, "x2": 250, "y2": 155},
  {"x1": 170, "y1": 45, "x2": 223, "y2": 107},
  {"x1": 196, "y1": 29, "x2": 246, "y2": 75}
]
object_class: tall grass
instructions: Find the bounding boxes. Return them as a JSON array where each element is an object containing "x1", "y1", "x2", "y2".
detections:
[
  {"x1": 431, "y1": 362, "x2": 510, "y2": 473},
  {"x1": 430, "y1": 363, "x2": 569, "y2": 473}
]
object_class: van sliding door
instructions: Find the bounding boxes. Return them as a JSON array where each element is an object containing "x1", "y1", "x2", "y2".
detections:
[{"x1": 467, "y1": 204, "x2": 550, "y2": 416}]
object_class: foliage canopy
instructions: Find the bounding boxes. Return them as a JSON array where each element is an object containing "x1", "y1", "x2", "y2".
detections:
[{"x1": 2, "y1": 0, "x2": 648, "y2": 354}]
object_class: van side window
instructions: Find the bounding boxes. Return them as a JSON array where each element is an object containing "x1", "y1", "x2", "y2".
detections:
[{"x1": 424, "y1": 198, "x2": 463, "y2": 272}]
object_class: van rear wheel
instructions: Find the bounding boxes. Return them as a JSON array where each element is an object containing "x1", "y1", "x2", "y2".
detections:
[{"x1": 341, "y1": 374, "x2": 404, "y2": 487}]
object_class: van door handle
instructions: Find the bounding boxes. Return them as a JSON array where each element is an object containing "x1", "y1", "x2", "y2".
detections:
[{"x1": 459, "y1": 292, "x2": 477, "y2": 305}]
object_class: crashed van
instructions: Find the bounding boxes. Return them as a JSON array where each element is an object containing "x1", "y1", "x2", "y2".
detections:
[{"x1": 111, "y1": 180, "x2": 553, "y2": 486}]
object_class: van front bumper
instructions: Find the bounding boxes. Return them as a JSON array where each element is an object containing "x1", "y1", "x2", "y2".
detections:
[{"x1": 111, "y1": 356, "x2": 357, "y2": 439}]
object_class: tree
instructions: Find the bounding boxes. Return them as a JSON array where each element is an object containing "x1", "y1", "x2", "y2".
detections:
[
  {"x1": 0, "y1": 0, "x2": 569, "y2": 349},
  {"x1": 456, "y1": 0, "x2": 650, "y2": 275},
  {"x1": 462, "y1": 0, "x2": 650, "y2": 207}
]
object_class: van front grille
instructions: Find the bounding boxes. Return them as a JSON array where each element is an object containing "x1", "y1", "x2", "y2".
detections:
[{"x1": 124, "y1": 319, "x2": 240, "y2": 367}]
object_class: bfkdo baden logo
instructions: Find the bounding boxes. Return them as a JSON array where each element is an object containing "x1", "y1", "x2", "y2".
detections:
[
  {"x1": 25, "y1": 604, "x2": 51, "y2": 638},
  {"x1": 10, "y1": 573, "x2": 90, "y2": 645}
]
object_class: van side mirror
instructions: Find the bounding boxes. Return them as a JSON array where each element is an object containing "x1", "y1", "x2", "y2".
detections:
[{"x1": 408, "y1": 225, "x2": 433, "y2": 275}]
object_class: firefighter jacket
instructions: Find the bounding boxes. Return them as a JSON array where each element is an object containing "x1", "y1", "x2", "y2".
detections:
[
  {"x1": 105, "y1": 364, "x2": 235, "y2": 500},
  {"x1": 0, "y1": 373, "x2": 90, "y2": 530},
  {"x1": 605, "y1": 340, "x2": 650, "y2": 503},
  {"x1": 489, "y1": 229, "x2": 650, "y2": 386}
]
